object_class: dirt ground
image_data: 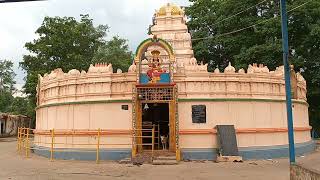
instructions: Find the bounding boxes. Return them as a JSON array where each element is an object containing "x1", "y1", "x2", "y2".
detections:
[{"x1": 0, "y1": 137, "x2": 319, "y2": 180}]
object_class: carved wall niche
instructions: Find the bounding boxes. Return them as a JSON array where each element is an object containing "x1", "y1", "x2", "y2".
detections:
[
  {"x1": 272, "y1": 84, "x2": 279, "y2": 94},
  {"x1": 111, "y1": 83, "x2": 116, "y2": 93},
  {"x1": 76, "y1": 84, "x2": 82, "y2": 94},
  {"x1": 69, "y1": 85, "x2": 76, "y2": 94},
  {"x1": 220, "y1": 82, "x2": 226, "y2": 93},
  {"x1": 257, "y1": 83, "x2": 264, "y2": 93},
  {"x1": 97, "y1": 83, "x2": 102, "y2": 93},
  {"x1": 82, "y1": 84, "x2": 87, "y2": 94},
  {"x1": 186, "y1": 82, "x2": 194, "y2": 92},
  {"x1": 83, "y1": 84, "x2": 88, "y2": 94},
  {"x1": 119, "y1": 82, "x2": 125, "y2": 94},
  {"x1": 53, "y1": 87, "x2": 57, "y2": 97},
  {"x1": 103, "y1": 82, "x2": 111, "y2": 93},
  {"x1": 244, "y1": 82, "x2": 250, "y2": 92},
  {"x1": 211, "y1": 82, "x2": 219, "y2": 92},
  {"x1": 238, "y1": 82, "x2": 245, "y2": 92},
  {"x1": 226, "y1": 82, "x2": 237, "y2": 93},
  {"x1": 194, "y1": 82, "x2": 200, "y2": 92},
  {"x1": 250, "y1": 82, "x2": 257, "y2": 93},
  {"x1": 65, "y1": 86, "x2": 69, "y2": 96},
  {"x1": 264, "y1": 83, "x2": 271, "y2": 94},
  {"x1": 51, "y1": 87, "x2": 59, "y2": 97},
  {"x1": 203, "y1": 82, "x2": 209, "y2": 93},
  {"x1": 91, "y1": 83, "x2": 97, "y2": 93},
  {"x1": 280, "y1": 84, "x2": 286, "y2": 94}
]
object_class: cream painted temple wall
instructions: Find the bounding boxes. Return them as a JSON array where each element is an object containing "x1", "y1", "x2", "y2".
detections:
[{"x1": 33, "y1": 3, "x2": 314, "y2": 161}]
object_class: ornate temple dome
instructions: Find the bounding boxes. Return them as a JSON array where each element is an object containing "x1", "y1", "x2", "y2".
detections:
[{"x1": 156, "y1": 3, "x2": 184, "y2": 16}]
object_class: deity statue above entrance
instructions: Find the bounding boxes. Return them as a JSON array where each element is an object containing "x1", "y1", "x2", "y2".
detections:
[
  {"x1": 139, "y1": 49, "x2": 171, "y2": 84},
  {"x1": 147, "y1": 50, "x2": 164, "y2": 83}
]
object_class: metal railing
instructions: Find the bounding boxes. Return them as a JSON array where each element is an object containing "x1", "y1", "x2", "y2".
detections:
[
  {"x1": 17, "y1": 126, "x2": 157, "y2": 163},
  {"x1": 132, "y1": 126, "x2": 156, "y2": 159}
]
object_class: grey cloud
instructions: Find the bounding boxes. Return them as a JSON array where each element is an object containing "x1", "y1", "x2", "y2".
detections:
[{"x1": 0, "y1": 0, "x2": 190, "y2": 88}]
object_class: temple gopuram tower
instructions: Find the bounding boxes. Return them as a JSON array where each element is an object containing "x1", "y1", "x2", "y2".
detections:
[{"x1": 147, "y1": 3, "x2": 194, "y2": 73}]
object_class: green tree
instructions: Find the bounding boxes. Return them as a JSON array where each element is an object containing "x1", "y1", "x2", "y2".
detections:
[
  {"x1": 0, "y1": 91, "x2": 14, "y2": 113},
  {"x1": 20, "y1": 14, "x2": 108, "y2": 108},
  {"x1": 186, "y1": 0, "x2": 320, "y2": 133},
  {"x1": 8, "y1": 97, "x2": 30, "y2": 115},
  {"x1": 0, "y1": 60, "x2": 15, "y2": 93},
  {"x1": 92, "y1": 36, "x2": 133, "y2": 72},
  {"x1": 0, "y1": 60, "x2": 15, "y2": 113},
  {"x1": 186, "y1": 0, "x2": 285, "y2": 71}
]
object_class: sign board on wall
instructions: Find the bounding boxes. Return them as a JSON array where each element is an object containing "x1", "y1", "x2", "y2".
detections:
[{"x1": 192, "y1": 105, "x2": 206, "y2": 123}]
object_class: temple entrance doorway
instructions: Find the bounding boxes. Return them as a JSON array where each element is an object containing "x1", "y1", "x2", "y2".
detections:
[
  {"x1": 132, "y1": 36, "x2": 180, "y2": 161},
  {"x1": 132, "y1": 85, "x2": 178, "y2": 160},
  {"x1": 142, "y1": 103, "x2": 169, "y2": 151}
]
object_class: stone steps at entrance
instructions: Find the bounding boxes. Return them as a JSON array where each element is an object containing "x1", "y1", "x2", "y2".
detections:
[
  {"x1": 152, "y1": 154, "x2": 178, "y2": 165},
  {"x1": 152, "y1": 159, "x2": 178, "y2": 165},
  {"x1": 152, "y1": 155, "x2": 178, "y2": 165},
  {"x1": 119, "y1": 151, "x2": 178, "y2": 165},
  {"x1": 155, "y1": 156, "x2": 176, "y2": 160}
]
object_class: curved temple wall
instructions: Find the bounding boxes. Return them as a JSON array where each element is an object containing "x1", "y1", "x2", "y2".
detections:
[
  {"x1": 34, "y1": 63, "x2": 313, "y2": 160},
  {"x1": 34, "y1": 3, "x2": 313, "y2": 160}
]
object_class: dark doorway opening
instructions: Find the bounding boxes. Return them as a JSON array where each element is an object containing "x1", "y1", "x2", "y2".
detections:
[
  {"x1": 1, "y1": 122, "x2": 4, "y2": 134},
  {"x1": 142, "y1": 103, "x2": 169, "y2": 150}
]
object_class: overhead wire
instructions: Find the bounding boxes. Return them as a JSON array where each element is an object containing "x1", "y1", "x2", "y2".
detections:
[
  {"x1": 191, "y1": 0, "x2": 313, "y2": 41},
  {"x1": 212, "y1": 0, "x2": 268, "y2": 27}
]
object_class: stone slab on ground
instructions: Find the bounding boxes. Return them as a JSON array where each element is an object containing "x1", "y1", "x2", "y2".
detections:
[
  {"x1": 216, "y1": 155, "x2": 243, "y2": 162},
  {"x1": 118, "y1": 157, "x2": 132, "y2": 164}
]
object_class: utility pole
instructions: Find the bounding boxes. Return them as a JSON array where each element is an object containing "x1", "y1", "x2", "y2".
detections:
[{"x1": 280, "y1": 0, "x2": 296, "y2": 163}]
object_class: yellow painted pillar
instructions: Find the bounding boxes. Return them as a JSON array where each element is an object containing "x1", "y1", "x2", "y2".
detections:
[
  {"x1": 152, "y1": 127, "x2": 155, "y2": 160},
  {"x1": 132, "y1": 129, "x2": 137, "y2": 157},
  {"x1": 17, "y1": 127, "x2": 20, "y2": 152},
  {"x1": 25, "y1": 128, "x2": 29, "y2": 158},
  {"x1": 136, "y1": 103, "x2": 142, "y2": 153},
  {"x1": 50, "y1": 129, "x2": 54, "y2": 162},
  {"x1": 169, "y1": 101, "x2": 176, "y2": 152},
  {"x1": 176, "y1": 148, "x2": 181, "y2": 161},
  {"x1": 96, "y1": 128, "x2": 100, "y2": 164},
  {"x1": 22, "y1": 128, "x2": 26, "y2": 154}
]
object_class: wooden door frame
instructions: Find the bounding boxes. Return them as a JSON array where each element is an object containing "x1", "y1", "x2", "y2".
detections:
[
  {"x1": 132, "y1": 86, "x2": 180, "y2": 161},
  {"x1": 135, "y1": 101, "x2": 175, "y2": 152}
]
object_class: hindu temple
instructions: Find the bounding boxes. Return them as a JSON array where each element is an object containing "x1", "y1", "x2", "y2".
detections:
[{"x1": 33, "y1": 3, "x2": 314, "y2": 161}]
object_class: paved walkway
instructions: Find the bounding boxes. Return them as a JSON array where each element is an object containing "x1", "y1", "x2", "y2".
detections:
[{"x1": 0, "y1": 137, "x2": 319, "y2": 180}]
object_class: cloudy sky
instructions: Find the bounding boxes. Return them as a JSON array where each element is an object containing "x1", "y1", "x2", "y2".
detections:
[{"x1": 0, "y1": 0, "x2": 190, "y2": 90}]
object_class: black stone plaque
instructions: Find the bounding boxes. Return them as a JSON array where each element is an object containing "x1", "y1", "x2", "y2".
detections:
[
  {"x1": 121, "y1": 105, "x2": 129, "y2": 110},
  {"x1": 216, "y1": 125, "x2": 239, "y2": 156},
  {"x1": 192, "y1": 105, "x2": 206, "y2": 123}
]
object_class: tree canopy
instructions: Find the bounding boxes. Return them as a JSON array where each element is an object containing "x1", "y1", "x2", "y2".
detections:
[
  {"x1": 20, "y1": 14, "x2": 108, "y2": 103},
  {"x1": 92, "y1": 36, "x2": 133, "y2": 72},
  {"x1": 186, "y1": 0, "x2": 320, "y2": 133},
  {"x1": 0, "y1": 60, "x2": 15, "y2": 113},
  {"x1": 0, "y1": 59, "x2": 31, "y2": 116},
  {"x1": 19, "y1": 14, "x2": 134, "y2": 124},
  {"x1": 0, "y1": 60, "x2": 15, "y2": 93}
]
